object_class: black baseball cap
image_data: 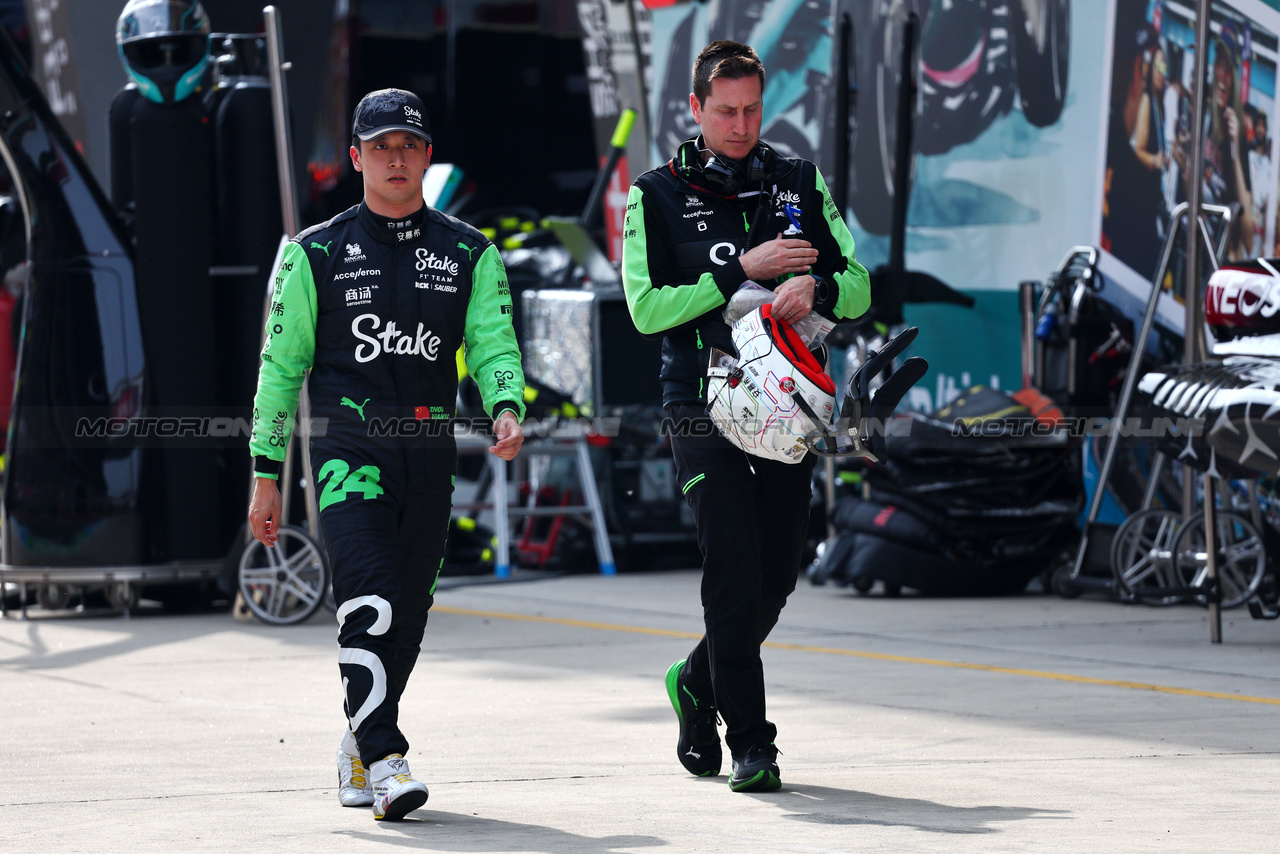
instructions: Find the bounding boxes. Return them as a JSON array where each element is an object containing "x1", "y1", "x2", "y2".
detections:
[{"x1": 352, "y1": 88, "x2": 432, "y2": 143}]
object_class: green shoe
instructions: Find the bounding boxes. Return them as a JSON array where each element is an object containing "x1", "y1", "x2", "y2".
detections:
[
  {"x1": 664, "y1": 659, "x2": 722, "y2": 776},
  {"x1": 728, "y1": 743, "x2": 781, "y2": 792}
]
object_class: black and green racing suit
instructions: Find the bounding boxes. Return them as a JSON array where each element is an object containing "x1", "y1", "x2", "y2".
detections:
[{"x1": 249, "y1": 201, "x2": 525, "y2": 767}]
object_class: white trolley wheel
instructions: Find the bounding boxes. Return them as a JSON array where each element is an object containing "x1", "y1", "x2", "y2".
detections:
[
  {"x1": 238, "y1": 525, "x2": 330, "y2": 626},
  {"x1": 1171, "y1": 510, "x2": 1267, "y2": 609},
  {"x1": 1110, "y1": 508, "x2": 1187, "y2": 606}
]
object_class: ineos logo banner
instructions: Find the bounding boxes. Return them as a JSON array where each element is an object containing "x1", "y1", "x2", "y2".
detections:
[
  {"x1": 1206, "y1": 268, "x2": 1280, "y2": 328},
  {"x1": 709, "y1": 242, "x2": 738, "y2": 266}
]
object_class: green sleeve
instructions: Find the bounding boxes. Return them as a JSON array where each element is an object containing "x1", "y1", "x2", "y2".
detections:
[
  {"x1": 622, "y1": 184, "x2": 732, "y2": 335},
  {"x1": 464, "y1": 244, "x2": 526, "y2": 421},
  {"x1": 816, "y1": 169, "x2": 871, "y2": 320},
  {"x1": 249, "y1": 242, "x2": 317, "y2": 474}
]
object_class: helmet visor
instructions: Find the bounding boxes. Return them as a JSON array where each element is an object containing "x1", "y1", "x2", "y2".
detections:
[{"x1": 122, "y1": 35, "x2": 207, "y2": 71}]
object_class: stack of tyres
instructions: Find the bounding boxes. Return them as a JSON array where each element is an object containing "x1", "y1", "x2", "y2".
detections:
[
  {"x1": 110, "y1": 85, "x2": 221, "y2": 563},
  {"x1": 811, "y1": 387, "x2": 1083, "y2": 595}
]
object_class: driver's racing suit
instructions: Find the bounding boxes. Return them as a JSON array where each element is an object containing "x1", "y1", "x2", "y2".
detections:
[{"x1": 249, "y1": 201, "x2": 524, "y2": 767}]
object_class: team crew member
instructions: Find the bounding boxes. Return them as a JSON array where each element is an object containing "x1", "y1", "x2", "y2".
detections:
[
  {"x1": 247, "y1": 89, "x2": 525, "y2": 821},
  {"x1": 622, "y1": 41, "x2": 870, "y2": 792}
]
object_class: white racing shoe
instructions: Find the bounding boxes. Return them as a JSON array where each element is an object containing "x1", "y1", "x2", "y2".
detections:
[
  {"x1": 369, "y1": 754, "x2": 428, "y2": 821},
  {"x1": 337, "y1": 730, "x2": 373, "y2": 807}
]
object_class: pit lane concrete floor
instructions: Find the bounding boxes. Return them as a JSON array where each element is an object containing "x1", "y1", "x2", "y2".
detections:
[{"x1": 2, "y1": 570, "x2": 1278, "y2": 854}]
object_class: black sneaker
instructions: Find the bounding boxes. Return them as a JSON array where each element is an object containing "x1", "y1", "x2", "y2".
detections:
[
  {"x1": 728, "y1": 742, "x2": 781, "y2": 792},
  {"x1": 664, "y1": 659, "x2": 722, "y2": 776}
]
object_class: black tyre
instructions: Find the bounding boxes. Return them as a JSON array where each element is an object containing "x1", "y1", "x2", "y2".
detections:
[
  {"x1": 849, "y1": 0, "x2": 915, "y2": 236},
  {"x1": 1012, "y1": 0, "x2": 1070, "y2": 127},
  {"x1": 651, "y1": 9, "x2": 701, "y2": 161}
]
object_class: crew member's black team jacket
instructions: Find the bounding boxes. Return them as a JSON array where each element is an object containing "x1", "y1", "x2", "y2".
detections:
[
  {"x1": 249, "y1": 202, "x2": 525, "y2": 476},
  {"x1": 622, "y1": 140, "x2": 871, "y2": 407}
]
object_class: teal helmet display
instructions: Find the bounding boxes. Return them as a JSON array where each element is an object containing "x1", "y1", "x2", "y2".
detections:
[{"x1": 116, "y1": 0, "x2": 211, "y2": 104}]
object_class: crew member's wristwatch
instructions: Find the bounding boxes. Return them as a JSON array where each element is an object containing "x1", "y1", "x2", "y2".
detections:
[{"x1": 811, "y1": 274, "x2": 828, "y2": 304}]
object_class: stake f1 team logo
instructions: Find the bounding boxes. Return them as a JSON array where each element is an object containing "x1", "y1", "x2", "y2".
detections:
[
  {"x1": 351, "y1": 313, "x2": 441, "y2": 362},
  {"x1": 773, "y1": 190, "x2": 801, "y2": 209},
  {"x1": 417, "y1": 247, "x2": 458, "y2": 273}
]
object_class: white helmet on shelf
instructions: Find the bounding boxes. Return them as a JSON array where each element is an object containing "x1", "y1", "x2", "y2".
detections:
[{"x1": 706, "y1": 304, "x2": 837, "y2": 464}]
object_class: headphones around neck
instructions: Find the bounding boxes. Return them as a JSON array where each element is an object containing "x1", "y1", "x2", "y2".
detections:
[{"x1": 674, "y1": 137, "x2": 773, "y2": 197}]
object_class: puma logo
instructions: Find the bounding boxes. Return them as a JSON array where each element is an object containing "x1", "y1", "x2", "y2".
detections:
[
  {"x1": 686, "y1": 747, "x2": 701, "y2": 759},
  {"x1": 457, "y1": 242, "x2": 475, "y2": 261},
  {"x1": 312, "y1": 240, "x2": 334, "y2": 256},
  {"x1": 340, "y1": 397, "x2": 370, "y2": 421}
]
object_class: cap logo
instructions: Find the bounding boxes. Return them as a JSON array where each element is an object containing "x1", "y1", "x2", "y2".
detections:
[{"x1": 353, "y1": 89, "x2": 430, "y2": 142}]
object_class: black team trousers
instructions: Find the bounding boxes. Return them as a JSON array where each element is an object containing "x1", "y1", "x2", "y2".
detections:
[
  {"x1": 665, "y1": 404, "x2": 816, "y2": 756},
  {"x1": 315, "y1": 433, "x2": 455, "y2": 768}
]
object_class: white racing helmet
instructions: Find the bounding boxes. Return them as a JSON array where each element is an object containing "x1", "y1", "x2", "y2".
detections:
[
  {"x1": 708, "y1": 311, "x2": 930, "y2": 465},
  {"x1": 707, "y1": 304, "x2": 837, "y2": 464}
]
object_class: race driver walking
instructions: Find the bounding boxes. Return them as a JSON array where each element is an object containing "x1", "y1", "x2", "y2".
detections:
[
  {"x1": 247, "y1": 88, "x2": 525, "y2": 821},
  {"x1": 622, "y1": 41, "x2": 870, "y2": 792}
]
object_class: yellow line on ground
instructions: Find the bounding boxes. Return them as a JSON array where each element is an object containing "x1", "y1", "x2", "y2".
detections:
[
  {"x1": 435, "y1": 605, "x2": 703, "y2": 640},
  {"x1": 433, "y1": 606, "x2": 1280, "y2": 707},
  {"x1": 761, "y1": 640, "x2": 1280, "y2": 705}
]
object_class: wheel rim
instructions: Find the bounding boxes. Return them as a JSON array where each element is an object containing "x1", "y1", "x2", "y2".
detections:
[
  {"x1": 238, "y1": 527, "x2": 329, "y2": 625},
  {"x1": 1172, "y1": 511, "x2": 1267, "y2": 609},
  {"x1": 1111, "y1": 508, "x2": 1186, "y2": 605}
]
